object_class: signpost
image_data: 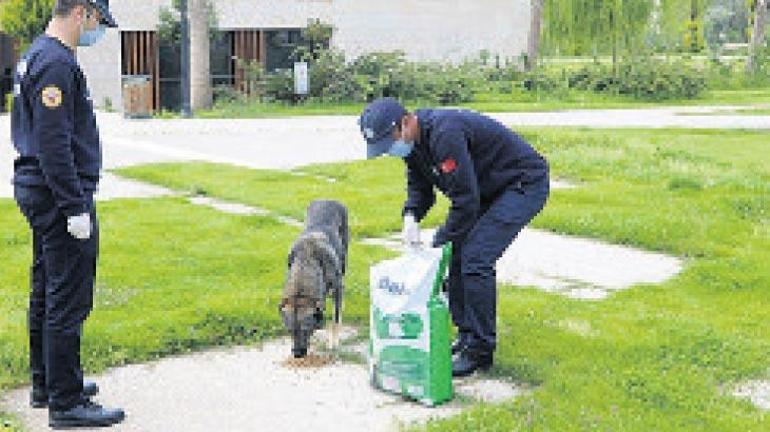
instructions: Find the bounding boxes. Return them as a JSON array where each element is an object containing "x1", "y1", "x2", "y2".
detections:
[{"x1": 294, "y1": 62, "x2": 309, "y2": 100}]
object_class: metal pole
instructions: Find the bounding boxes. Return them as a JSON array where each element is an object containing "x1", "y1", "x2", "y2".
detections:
[{"x1": 180, "y1": 0, "x2": 192, "y2": 118}]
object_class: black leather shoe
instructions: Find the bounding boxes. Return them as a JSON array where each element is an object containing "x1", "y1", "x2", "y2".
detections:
[
  {"x1": 49, "y1": 398, "x2": 125, "y2": 429},
  {"x1": 451, "y1": 334, "x2": 468, "y2": 355},
  {"x1": 452, "y1": 349, "x2": 493, "y2": 377},
  {"x1": 31, "y1": 382, "x2": 99, "y2": 409}
]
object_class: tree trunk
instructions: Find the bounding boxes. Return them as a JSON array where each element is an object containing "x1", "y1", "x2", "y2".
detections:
[
  {"x1": 189, "y1": 0, "x2": 212, "y2": 110},
  {"x1": 747, "y1": 0, "x2": 768, "y2": 73},
  {"x1": 526, "y1": 0, "x2": 545, "y2": 71}
]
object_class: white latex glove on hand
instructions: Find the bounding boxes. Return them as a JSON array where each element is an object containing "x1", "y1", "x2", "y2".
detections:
[
  {"x1": 402, "y1": 214, "x2": 420, "y2": 246},
  {"x1": 67, "y1": 213, "x2": 92, "y2": 240}
]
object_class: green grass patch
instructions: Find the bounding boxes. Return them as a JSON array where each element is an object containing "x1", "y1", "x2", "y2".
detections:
[
  {"x1": 117, "y1": 158, "x2": 451, "y2": 239},
  {"x1": 192, "y1": 88, "x2": 770, "y2": 119},
  {"x1": 117, "y1": 128, "x2": 770, "y2": 430}
]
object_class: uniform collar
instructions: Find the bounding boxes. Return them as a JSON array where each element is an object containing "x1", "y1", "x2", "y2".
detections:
[
  {"x1": 42, "y1": 34, "x2": 76, "y2": 54},
  {"x1": 415, "y1": 108, "x2": 434, "y2": 148}
]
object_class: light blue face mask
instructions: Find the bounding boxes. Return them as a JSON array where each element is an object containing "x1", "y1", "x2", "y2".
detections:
[
  {"x1": 388, "y1": 139, "x2": 414, "y2": 158},
  {"x1": 79, "y1": 23, "x2": 106, "y2": 47}
]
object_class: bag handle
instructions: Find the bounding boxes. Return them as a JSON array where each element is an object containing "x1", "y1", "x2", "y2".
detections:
[{"x1": 431, "y1": 242, "x2": 453, "y2": 297}]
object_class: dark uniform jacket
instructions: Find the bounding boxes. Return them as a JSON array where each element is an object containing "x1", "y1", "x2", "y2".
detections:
[
  {"x1": 12, "y1": 35, "x2": 101, "y2": 218},
  {"x1": 403, "y1": 108, "x2": 548, "y2": 246}
]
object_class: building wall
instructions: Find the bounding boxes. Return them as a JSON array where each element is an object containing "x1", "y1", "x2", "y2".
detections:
[
  {"x1": 214, "y1": 0, "x2": 531, "y2": 63},
  {"x1": 81, "y1": 0, "x2": 530, "y2": 110},
  {"x1": 77, "y1": 30, "x2": 122, "y2": 110},
  {"x1": 78, "y1": 0, "x2": 172, "y2": 109}
]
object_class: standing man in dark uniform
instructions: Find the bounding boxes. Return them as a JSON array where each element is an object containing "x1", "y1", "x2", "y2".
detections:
[
  {"x1": 359, "y1": 98, "x2": 550, "y2": 377},
  {"x1": 11, "y1": 0, "x2": 125, "y2": 428}
]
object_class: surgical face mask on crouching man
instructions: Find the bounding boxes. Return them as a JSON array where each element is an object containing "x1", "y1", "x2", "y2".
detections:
[{"x1": 388, "y1": 119, "x2": 415, "y2": 158}]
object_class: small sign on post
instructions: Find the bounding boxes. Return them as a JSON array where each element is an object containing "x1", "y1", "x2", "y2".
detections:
[{"x1": 294, "y1": 62, "x2": 309, "y2": 96}]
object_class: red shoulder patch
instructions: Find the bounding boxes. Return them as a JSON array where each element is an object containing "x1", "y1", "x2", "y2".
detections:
[{"x1": 440, "y1": 158, "x2": 457, "y2": 174}]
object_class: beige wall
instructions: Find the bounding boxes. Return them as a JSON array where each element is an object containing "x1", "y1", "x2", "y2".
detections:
[
  {"x1": 81, "y1": 0, "x2": 530, "y2": 110},
  {"x1": 77, "y1": 29, "x2": 122, "y2": 110},
  {"x1": 110, "y1": 0, "x2": 531, "y2": 61},
  {"x1": 214, "y1": 0, "x2": 531, "y2": 63}
]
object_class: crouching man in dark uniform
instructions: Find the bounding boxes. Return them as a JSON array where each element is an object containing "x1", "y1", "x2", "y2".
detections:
[
  {"x1": 359, "y1": 98, "x2": 550, "y2": 377},
  {"x1": 11, "y1": 0, "x2": 125, "y2": 428}
]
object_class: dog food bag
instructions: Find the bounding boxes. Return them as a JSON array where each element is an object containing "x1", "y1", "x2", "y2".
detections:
[{"x1": 369, "y1": 243, "x2": 453, "y2": 406}]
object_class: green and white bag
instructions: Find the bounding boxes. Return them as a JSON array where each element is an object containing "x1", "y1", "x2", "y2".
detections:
[{"x1": 369, "y1": 243, "x2": 453, "y2": 406}]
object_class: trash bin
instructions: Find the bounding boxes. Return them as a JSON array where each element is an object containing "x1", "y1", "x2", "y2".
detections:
[{"x1": 122, "y1": 75, "x2": 152, "y2": 119}]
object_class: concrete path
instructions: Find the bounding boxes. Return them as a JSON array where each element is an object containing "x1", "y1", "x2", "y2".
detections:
[
  {"x1": 1, "y1": 328, "x2": 524, "y2": 432},
  {"x1": 734, "y1": 379, "x2": 770, "y2": 411},
  {"x1": 2, "y1": 105, "x2": 770, "y2": 200}
]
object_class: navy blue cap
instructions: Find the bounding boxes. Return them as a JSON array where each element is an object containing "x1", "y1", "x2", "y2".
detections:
[
  {"x1": 89, "y1": 0, "x2": 118, "y2": 28},
  {"x1": 359, "y1": 97, "x2": 407, "y2": 159}
]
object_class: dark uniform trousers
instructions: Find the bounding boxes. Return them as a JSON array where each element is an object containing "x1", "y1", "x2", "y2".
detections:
[
  {"x1": 447, "y1": 176, "x2": 550, "y2": 352},
  {"x1": 14, "y1": 184, "x2": 97, "y2": 411}
]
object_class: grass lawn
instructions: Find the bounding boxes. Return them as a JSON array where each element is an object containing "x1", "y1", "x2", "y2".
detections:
[
  {"x1": 190, "y1": 88, "x2": 770, "y2": 119},
  {"x1": 2, "y1": 127, "x2": 768, "y2": 430}
]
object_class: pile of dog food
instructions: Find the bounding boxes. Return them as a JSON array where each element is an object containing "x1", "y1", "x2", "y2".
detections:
[{"x1": 281, "y1": 353, "x2": 334, "y2": 369}]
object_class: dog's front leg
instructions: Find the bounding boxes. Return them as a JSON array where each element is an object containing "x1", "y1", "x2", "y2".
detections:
[{"x1": 328, "y1": 282, "x2": 343, "y2": 350}]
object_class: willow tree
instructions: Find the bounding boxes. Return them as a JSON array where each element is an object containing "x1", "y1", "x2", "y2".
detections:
[
  {"x1": 654, "y1": 0, "x2": 712, "y2": 51},
  {"x1": 542, "y1": 0, "x2": 654, "y2": 61}
]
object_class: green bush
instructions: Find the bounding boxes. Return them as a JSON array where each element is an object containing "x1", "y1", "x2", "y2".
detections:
[
  {"x1": 522, "y1": 69, "x2": 565, "y2": 92},
  {"x1": 263, "y1": 69, "x2": 294, "y2": 102},
  {"x1": 527, "y1": 58, "x2": 707, "y2": 100},
  {"x1": 261, "y1": 47, "x2": 484, "y2": 105},
  {"x1": 212, "y1": 85, "x2": 246, "y2": 104},
  {"x1": 310, "y1": 48, "x2": 360, "y2": 102}
]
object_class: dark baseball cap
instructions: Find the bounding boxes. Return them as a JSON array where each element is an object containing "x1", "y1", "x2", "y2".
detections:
[
  {"x1": 89, "y1": 0, "x2": 118, "y2": 28},
  {"x1": 358, "y1": 97, "x2": 407, "y2": 159}
]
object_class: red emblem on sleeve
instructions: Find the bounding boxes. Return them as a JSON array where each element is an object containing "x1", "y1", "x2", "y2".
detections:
[{"x1": 440, "y1": 158, "x2": 457, "y2": 174}]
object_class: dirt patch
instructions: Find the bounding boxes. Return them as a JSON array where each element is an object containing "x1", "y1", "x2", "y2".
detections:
[{"x1": 282, "y1": 353, "x2": 336, "y2": 369}]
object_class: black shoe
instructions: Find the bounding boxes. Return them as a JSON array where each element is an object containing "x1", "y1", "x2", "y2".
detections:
[
  {"x1": 452, "y1": 349, "x2": 493, "y2": 377},
  {"x1": 451, "y1": 334, "x2": 468, "y2": 355},
  {"x1": 49, "y1": 398, "x2": 125, "y2": 429},
  {"x1": 31, "y1": 382, "x2": 99, "y2": 409}
]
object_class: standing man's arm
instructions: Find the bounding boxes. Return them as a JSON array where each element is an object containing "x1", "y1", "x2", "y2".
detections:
[
  {"x1": 431, "y1": 128, "x2": 480, "y2": 247},
  {"x1": 32, "y1": 62, "x2": 86, "y2": 218}
]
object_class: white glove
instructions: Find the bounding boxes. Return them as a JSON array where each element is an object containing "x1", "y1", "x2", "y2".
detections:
[
  {"x1": 402, "y1": 214, "x2": 420, "y2": 246},
  {"x1": 67, "y1": 213, "x2": 92, "y2": 240}
]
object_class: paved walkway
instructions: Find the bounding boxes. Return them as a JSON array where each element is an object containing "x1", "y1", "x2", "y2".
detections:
[
  {"x1": 1, "y1": 328, "x2": 524, "y2": 432},
  {"x1": 2, "y1": 105, "x2": 769, "y2": 199}
]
